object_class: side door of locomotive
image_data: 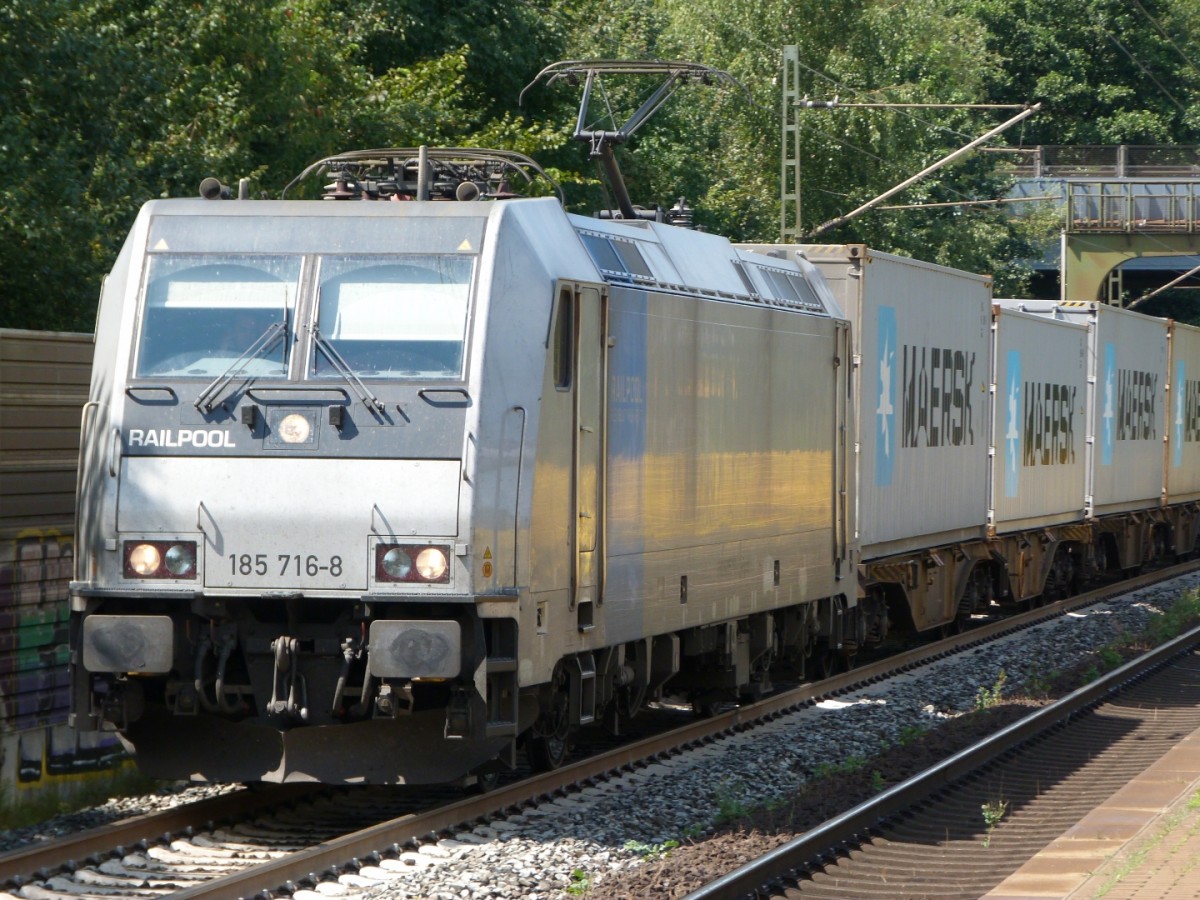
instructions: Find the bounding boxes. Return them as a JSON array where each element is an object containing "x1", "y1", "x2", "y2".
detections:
[{"x1": 560, "y1": 280, "x2": 607, "y2": 628}]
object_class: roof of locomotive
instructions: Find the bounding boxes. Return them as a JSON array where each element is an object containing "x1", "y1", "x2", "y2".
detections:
[{"x1": 120, "y1": 195, "x2": 843, "y2": 319}]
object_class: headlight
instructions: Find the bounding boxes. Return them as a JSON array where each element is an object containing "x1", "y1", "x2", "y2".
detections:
[
  {"x1": 375, "y1": 543, "x2": 452, "y2": 584},
  {"x1": 124, "y1": 540, "x2": 199, "y2": 579},
  {"x1": 277, "y1": 413, "x2": 312, "y2": 444},
  {"x1": 415, "y1": 547, "x2": 448, "y2": 581},
  {"x1": 127, "y1": 543, "x2": 161, "y2": 576},
  {"x1": 164, "y1": 543, "x2": 196, "y2": 576},
  {"x1": 380, "y1": 547, "x2": 413, "y2": 580}
]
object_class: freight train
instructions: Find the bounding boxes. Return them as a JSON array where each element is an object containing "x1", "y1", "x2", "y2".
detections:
[{"x1": 68, "y1": 107, "x2": 1200, "y2": 787}]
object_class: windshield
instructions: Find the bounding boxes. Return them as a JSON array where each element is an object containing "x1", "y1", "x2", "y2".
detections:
[
  {"x1": 312, "y1": 255, "x2": 472, "y2": 380},
  {"x1": 135, "y1": 254, "x2": 300, "y2": 377}
]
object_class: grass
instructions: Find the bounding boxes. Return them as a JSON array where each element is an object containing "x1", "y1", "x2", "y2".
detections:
[
  {"x1": 0, "y1": 767, "x2": 160, "y2": 831},
  {"x1": 975, "y1": 669, "x2": 1007, "y2": 710},
  {"x1": 1092, "y1": 788, "x2": 1200, "y2": 897},
  {"x1": 813, "y1": 755, "x2": 866, "y2": 780},
  {"x1": 566, "y1": 868, "x2": 591, "y2": 895},
  {"x1": 712, "y1": 781, "x2": 752, "y2": 825},
  {"x1": 981, "y1": 798, "x2": 1008, "y2": 848},
  {"x1": 623, "y1": 839, "x2": 680, "y2": 860}
]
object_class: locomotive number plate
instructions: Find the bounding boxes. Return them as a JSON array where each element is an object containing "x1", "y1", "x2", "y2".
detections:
[
  {"x1": 204, "y1": 545, "x2": 361, "y2": 590},
  {"x1": 227, "y1": 552, "x2": 345, "y2": 578}
]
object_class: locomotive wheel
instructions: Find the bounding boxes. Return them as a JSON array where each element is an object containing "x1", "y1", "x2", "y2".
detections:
[
  {"x1": 691, "y1": 695, "x2": 723, "y2": 718},
  {"x1": 526, "y1": 728, "x2": 569, "y2": 771},
  {"x1": 526, "y1": 678, "x2": 570, "y2": 772},
  {"x1": 468, "y1": 768, "x2": 501, "y2": 794}
]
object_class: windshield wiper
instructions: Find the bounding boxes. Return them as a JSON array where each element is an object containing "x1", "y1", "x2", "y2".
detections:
[
  {"x1": 313, "y1": 328, "x2": 383, "y2": 413},
  {"x1": 194, "y1": 321, "x2": 286, "y2": 413}
]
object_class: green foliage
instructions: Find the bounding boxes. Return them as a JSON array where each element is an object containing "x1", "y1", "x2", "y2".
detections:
[
  {"x1": 1144, "y1": 588, "x2": 1200, "y2": 643},
  {"x1": 712, "y1": 780, "x2": 752, "y2": 824},
  {"x1": 898, "y1": 724, "x2": 928, "y2": 746},
  {"x1": 566, "y1": 867, "x2": 591, "y2": 895},
  {"x1": 1098, "y1": 645, "x2": 1124, "y2": 671},
  {"x1": 981, "y1": 797, "x2": 1008, "y2": 847},
  {"x1": 623, "y1": 838, "x2": 681, "y2": 860},
  {"x1": 1022, "y1": 660, "x2": 1060, "y2": 699},
  {"x1": 0, "y1": 766, "x2": 159, "y2": 830},
  {"x1": 6, "y1": 0, "x2": 1200, "y2": 330},
  {"x1": 961, "y1": 0, "x2": 1198, "y2": 144},
  {"x1": 975, "y1": 669, "x2": 1008, "y2": 710},
  {"x1": 814, "y1": 754, "x2": 867, "y2": 779}
]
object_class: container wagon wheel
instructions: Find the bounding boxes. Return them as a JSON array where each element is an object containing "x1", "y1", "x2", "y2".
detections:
[
  {"x1": 957, "y1": 567, "x2": 992, "y2": 633},
  {"x1": 948, "y1": 588, "x2": 974, "y2": 636},
  {"x1": 1152, "y1": 525, "x2": 1169, "y2": 563},
  {"x1": 815, "y1": 645, "x2": 838, "y2": 679},
  {"x1": 1093, "y1": 537, "x2": 1113, "y2": 576},
  {"x1": 1040, "y1": 568, "x2": 1057, "y2": 604}
]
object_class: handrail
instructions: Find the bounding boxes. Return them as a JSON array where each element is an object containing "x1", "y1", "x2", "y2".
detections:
[{"x1": 1067, "y1": 180, "x2": 1200, "y2": 233}]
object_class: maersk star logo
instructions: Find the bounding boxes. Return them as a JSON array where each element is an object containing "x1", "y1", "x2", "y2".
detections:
[
  {"x1": 1004, "y1": 351, "x2": 1020, "y2": 497},
  {"x1": 1101, "y1": 342, "x2": 1116, "y2": 466},
  {"x1": 876, "y1": 333, "x2": 894, "y2": 451},
  {"x1": 875, "y1": 305, "x2": 897, "y2": 486}
]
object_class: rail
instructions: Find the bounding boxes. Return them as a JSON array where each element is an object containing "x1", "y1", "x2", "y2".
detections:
[{"x1": 683, "y1": 612, "x2": 1200, "y2": 899}]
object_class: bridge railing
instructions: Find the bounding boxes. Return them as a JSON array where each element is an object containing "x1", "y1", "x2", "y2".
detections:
[{"x1": 1067, "y1": 181, "x2": 1200, "y2": 233}]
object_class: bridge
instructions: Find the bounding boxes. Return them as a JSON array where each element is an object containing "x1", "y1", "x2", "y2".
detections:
[{"x1": 1002, "y1": 146, "x2": 1200, "y2": 307}]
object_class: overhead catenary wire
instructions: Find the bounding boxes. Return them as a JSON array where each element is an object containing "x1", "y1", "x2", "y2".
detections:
[
  {"x1": 1097, "y1": 23, "x2": 1189, "y2": 113},
  {"x1": 800, "y1": 100, "x2": 1029, "y2": 109},
  {"x1": 683, "y1": 10, "x2": 1033, "y2": 224},
  {"x1": 777, "y1": 42, "x2": 1037, "y2": 217},
  {"x1": 1130, "y1": 0, "x2": 1200, "y2": 80},
  {"x1": 1127, "y1": 258, "x2": 1200, "y2": 310},
  {"x1": 879, "y1": 194, "x2": 1056, "y2": 211},
  {"x1": 806, "y1": 103, "x2": 1042, "y2": 238}
]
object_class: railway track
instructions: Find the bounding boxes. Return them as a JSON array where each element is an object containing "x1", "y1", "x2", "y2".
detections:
[
  {"x1": 3, "y1": 560, "x2": 1196, "y2": 900},
  {"x1": 684, "y1": 610, "x2": 1200, "y2": 899}
]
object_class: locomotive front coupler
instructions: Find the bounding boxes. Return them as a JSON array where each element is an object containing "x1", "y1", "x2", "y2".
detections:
[
  {"x1": 268, "y1": 636, "x2": 309, "y2": 722},
  {"x1": 373, "y1": 681, "x2": 414, "y2": 718},
  {"x1": 91, "y1": 675, "x2": 144, "y2": 730}
]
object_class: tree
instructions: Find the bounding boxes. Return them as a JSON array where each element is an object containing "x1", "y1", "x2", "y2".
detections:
[
  {"x1": 0, "y1": 0, "x2": 568, "y2": 331},
  {"x1": 962, "y1": 0, "x2": 1200, "y2": 143},
  {"x1": 7, "y1": 0, "x2": 1200, "y2": 330}
]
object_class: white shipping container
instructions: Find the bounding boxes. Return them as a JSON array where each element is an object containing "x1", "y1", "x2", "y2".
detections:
[
  {"x1": 989, "y1": 305, "x2": 1089, "y2": 532},
  {"x1": 1167, "y1": 320, "x2": 1200, "y2": 503},
  {"x1": 798, "y1": 245, "x2": 994, "y2": 557},
  {"x1": 1002, "y1": 300, "x2": 1168, "y2": 517}
]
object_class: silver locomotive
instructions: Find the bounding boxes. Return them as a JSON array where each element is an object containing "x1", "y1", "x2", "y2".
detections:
[{"x1": 70, "y1": 146, "x2": 859, "y2": 784}]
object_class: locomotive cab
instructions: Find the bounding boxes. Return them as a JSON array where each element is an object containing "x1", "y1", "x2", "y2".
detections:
[{"x1": 71, "y1": 191, "x2": 581, "y2": 783}]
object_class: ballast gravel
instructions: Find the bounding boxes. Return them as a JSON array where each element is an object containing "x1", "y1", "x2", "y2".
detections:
[
  {"x1": 7, "y1": 574, "x2": 1198, "y2": 900},
  {"x1": 0, "y1": 782, "x2": 240, "y2": 855}
]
